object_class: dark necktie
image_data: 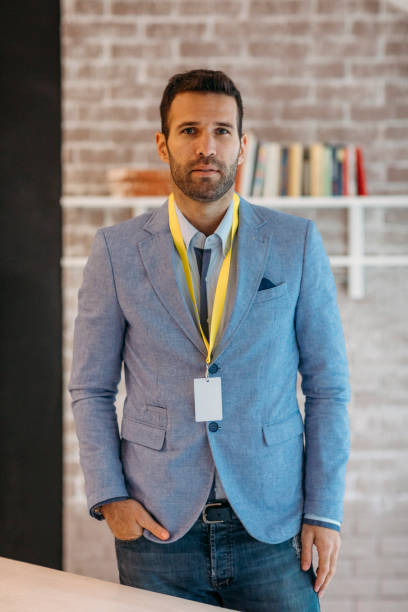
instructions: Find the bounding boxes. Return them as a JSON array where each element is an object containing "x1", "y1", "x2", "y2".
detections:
[{"x1": 194, "y1": 247, "x2": 211, "y2": 340}]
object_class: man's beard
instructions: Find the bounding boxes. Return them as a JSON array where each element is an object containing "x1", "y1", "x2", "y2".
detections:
[{"x1": 166, "y1": 148, "x2": 240, "y2": 203}]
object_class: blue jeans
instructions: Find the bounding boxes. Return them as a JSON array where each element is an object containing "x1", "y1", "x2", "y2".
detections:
[{"x1": 115, "y1": 511, "x2": 320, "y2": 611}]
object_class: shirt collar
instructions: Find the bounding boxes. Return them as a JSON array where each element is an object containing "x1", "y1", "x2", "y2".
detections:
[{"x1": 174, "y1": 199, "x2": 233, "y2": 256}]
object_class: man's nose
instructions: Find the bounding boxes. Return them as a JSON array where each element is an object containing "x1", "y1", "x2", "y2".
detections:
[{"x1": 195, "y1": 133, "x2": 216, "y2": 158}]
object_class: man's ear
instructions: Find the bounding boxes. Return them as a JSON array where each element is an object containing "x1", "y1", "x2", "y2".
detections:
[
  {"x1": 237, "y1": 133, "x2": 247, "y2": 166},
  {"x1": 156, "y1": 132, "x2": 169, "y2": 164}
]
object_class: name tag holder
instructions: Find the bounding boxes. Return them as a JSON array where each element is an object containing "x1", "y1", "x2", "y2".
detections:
[
  {"x1": 168, "y1": 192, "x2": 240, "y2": 423},
  {"x1": 194, "y1": 376, "x2": 223, "y2": 422}
]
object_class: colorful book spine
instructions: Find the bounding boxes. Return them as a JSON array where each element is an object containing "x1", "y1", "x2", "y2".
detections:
[
  {"x1": 302, "y1": 147, "x2": 310, "y2": 196},
  {"x1": 342, "y1": 147, "x2": 348, "y2": 195},
  {"x1": 263, "y1": 143, "x2": 281, "y2": 197},
  {"x1": 288, "y1": 143, "x2": 303, "y2": 197},
  {"x1": 280, "y1": 147, "x2": 289, "y2": 196},
  {"x1": 348, "y1": 145, "x2": 356, "y2": 196},
  {"x1": 356, "y1": 147, "x2": 368, "y2": 195},
  {"x1": 237, "y1": 137, "x2": 365, "y2": 197},
  {"x1": 337, "y1": 146, "x2": 344, "y2": 196},
  {"x1": 323, "y1": 144, "x2": 332, "y2": 196},
  {"x1": 332, "y1": 145, "x2": 345, "y2": 196},
  {"x1": 310, "y1": 143, "x2": 324, "y2": 196},
  {"x1": 252, "y1": 143, "x2": 268, "y2": 196}
]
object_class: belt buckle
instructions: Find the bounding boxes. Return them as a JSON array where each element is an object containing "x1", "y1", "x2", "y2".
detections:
[{"x1": 202, "y1": 501, "x2": 224, "y2": 524}]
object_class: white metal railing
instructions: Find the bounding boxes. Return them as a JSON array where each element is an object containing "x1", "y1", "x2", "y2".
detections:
[{"x1": 61, "y1": 195, "x2": 408, "y2": 299}]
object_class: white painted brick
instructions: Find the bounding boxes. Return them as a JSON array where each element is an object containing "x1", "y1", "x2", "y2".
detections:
[
  {"x1": 381, "y1": 538, "x2": 408, "y2": 557},
  {"x1": 327, "y1": 576, "x2": 378, "y2": 597},
  {"x1": 357, "y1": 602, "x2": 408, "y2": 612},
  {"x1": 357, "y1": 557, "x2": 408, "y2": 577},
  {"x1": 381, "y1": 580, "x2": 408, "y2": 596},
  {"x1": 322, "y1": 601, "x2": 355, "y2": 612},
  {"x1": 341, "y1": 537, "x2": 379, "y2": 559},
  {"x1": 355, "y1": 515, "x2": 408, "y2": 537}
]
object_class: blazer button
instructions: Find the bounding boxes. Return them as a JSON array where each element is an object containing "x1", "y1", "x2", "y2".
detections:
[
  {"x1": 208, "y1": 363, "x2": 219, "y2": 374},
  {"x1": 209, "y1": 422, "x2": 219, "y2": 432}
]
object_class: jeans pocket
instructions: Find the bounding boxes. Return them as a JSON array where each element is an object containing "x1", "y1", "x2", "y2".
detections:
[
  {"x1": 115, "y1": 535, "x2": 143, "y2": 545},
  {"x1": 291, "y1": 532, "x2": 302, "y2": 559}
]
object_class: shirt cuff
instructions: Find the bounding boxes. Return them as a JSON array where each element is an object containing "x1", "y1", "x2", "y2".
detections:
[
  {"x1": 303, "y1": 514, "x2": 341, "y2": 532},
  {"x1": 90, "y1": 496, "x2": 131, "y2": 521}
]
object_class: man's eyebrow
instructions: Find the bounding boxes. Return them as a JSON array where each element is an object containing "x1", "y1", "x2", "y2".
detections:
[
  {"x1": 215, "y1": 122, "x2": 235, "y2": 129},
  {"x1": 175, "y1": 121, "x2": 235, "y2": 130},
  {"x1": 177, "y1": 121, "x2": 200, "y2": 128}
]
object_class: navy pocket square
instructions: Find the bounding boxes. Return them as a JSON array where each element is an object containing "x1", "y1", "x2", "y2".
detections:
[{"x1": 258, "y1": 277, "x2": 276, "y2": 291}]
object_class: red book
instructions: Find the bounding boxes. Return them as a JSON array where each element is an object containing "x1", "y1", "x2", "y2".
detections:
[{"x1": 356, "y1": 147, "x2": 368, "y2": 195}]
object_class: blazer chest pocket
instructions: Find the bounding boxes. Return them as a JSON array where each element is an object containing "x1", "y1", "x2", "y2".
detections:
[
  {"x1": 262, "y1": 411, "x2": 304, "y2": 446},
  {"x1": 254, "y1": 281, "x2": 288, "y2": 304},
  {"x1": 121, "y1": 417, "x2": 166, "y2": 451}
]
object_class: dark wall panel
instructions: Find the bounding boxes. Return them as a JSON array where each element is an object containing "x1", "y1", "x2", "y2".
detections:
[{"x1": 0, "y1": 3, "x2": 62, "y2": 568}]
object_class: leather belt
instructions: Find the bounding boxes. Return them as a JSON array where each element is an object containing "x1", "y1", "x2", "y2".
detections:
[{"x1": 201, "y1": 500, "x2": 237, "y2": 524}]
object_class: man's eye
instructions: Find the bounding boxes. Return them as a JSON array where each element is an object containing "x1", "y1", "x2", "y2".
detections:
[
  {"x1": 182, "y1": 127, "x2": 195, "y2": 135},
  {"x1": 216, "y1": 128, "x2": 230, "y2": 135}
]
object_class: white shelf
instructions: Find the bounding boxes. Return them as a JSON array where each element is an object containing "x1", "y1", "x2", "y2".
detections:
[
  {"x1": 61, "y1": 195, "x2": 408, "y2": 209},
  {"x1": 61, "y1": 254, "x2": 408, "y2": 269},
  {"x1": 60, "y1": 195, "x2": 408, "y2": 299}
]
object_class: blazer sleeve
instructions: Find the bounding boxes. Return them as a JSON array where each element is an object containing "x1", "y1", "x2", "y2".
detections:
[
  {"x1": 295, "y1": 220, "x2": 351, "y2": 526},
  {"x1": 69, "y1": 229, "x2": 129, "y2": 516}
]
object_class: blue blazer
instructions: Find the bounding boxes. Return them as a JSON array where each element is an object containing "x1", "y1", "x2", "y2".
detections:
[{"x1": 69, "y1": 197, "x2": 350, "y2": 545}]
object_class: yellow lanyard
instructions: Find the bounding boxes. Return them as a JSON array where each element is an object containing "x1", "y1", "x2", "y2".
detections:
[{"x1": 168, "y1": 191, "x2": 240, "y2": 371}]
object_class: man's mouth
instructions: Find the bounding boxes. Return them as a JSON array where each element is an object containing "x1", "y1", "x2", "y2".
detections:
[{"x1": 191, "y1": 167, "x2": 219, "y2": 174}]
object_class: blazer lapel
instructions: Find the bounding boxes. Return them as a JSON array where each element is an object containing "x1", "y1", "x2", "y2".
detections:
[
  {"x1": 138, "y1": 201, "x2": 206, "y2": 357},
  {"x1": 214, "y1": 198, "x2": 271, "y2": 360}
]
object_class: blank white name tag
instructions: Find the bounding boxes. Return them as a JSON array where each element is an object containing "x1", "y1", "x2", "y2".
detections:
[{"x1": 194, "y1": 377, "x2": 223, "y2": 422}]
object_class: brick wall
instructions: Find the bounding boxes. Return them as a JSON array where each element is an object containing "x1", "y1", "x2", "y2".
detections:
[
  {"x1": 61, "y1": 1, "x2": 408, "y2": 610},
  {"x1": 62, "y1": 0, "x2": 408, "y2": 196}
]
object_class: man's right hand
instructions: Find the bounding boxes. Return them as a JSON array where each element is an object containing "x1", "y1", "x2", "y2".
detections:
[{"x1": 100, "y1": 499, "x2": 170, "y2": 541}]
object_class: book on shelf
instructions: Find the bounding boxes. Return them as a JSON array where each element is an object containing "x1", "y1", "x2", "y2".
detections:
[
  {"x1": 280, "y1": 147, "x2": 288, "y2": 196},
  {"x1": 252, "y1": 142, "x2": 268, "y2": 197},
  {"x1": 263, "y1": 143, "x2": 280, "y2": 197},
  {"x1": 310, "y1": 143, "x2": 323, "y2": 196},
  {"x1": 288, "y1": 143, "x2": 302, "y2": 197},
  {"x1": 235, "y1": 131, "x2": 367, "y2": 197},
  {"x1": 356, "y1": 147, "x2": 368, "y2": 196}
]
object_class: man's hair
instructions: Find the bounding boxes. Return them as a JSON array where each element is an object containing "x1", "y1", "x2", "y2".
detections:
[{"x1": 159, "y1": 69, "x2": 244, "y2": 140}]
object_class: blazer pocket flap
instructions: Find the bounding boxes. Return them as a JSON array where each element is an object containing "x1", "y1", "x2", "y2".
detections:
[
  {"x1": 122, "y1": 418, "x2": 166, "y2": 450},
  {"x1": 262, "y1": 411, "x2": 304, "y2": 446},
  {"x1": 255, "y1": 282, "x2": 288, "y2": 303},
  {"x1": 126, "y1": 404, "x2": 167, "y2": 428}
]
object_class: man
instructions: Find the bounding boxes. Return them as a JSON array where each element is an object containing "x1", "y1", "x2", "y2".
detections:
[{"x1": 69, "y1": 69, "x2": 350, "y2": 611}]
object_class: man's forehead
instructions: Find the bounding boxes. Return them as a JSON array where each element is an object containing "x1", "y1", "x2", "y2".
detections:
[{"x1": 168, "y1": 91, "x2": 238, "y2": 128}]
